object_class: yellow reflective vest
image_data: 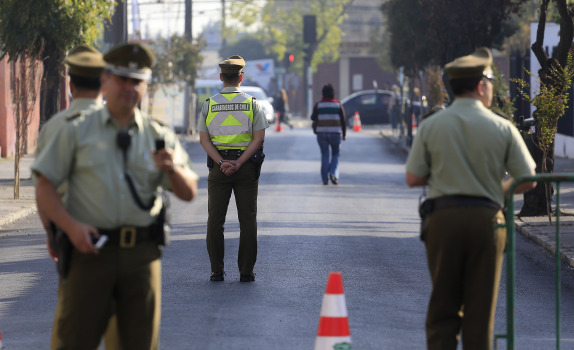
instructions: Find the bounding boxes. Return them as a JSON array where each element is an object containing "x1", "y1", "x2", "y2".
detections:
[{"x1": 206, "y1": 92, "x2": 255, "y2": 150}]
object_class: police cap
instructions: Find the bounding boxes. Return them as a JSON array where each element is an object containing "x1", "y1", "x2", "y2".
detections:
[
  {"x1": 64, "y1": 45, "x2": 105, "y2": 78},
  {"x1": 445, "y1": 47, "x2": 493, "y2": 80},
  {"x1": 103, "y1": 42, "x2": 155, "y2": 80},
  {"x1": 219, "y1": 55, "x2": 245, "y2": 74}
]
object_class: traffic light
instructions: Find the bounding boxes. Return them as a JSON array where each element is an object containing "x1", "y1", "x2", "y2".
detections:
[{"x1": 284, "y1": 52, "x2": 295, "y2": 68}]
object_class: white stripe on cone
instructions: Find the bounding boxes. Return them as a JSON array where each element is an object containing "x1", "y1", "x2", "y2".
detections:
[{"x1": 320, "y1": 294, "x2": 348, "y2": 317}]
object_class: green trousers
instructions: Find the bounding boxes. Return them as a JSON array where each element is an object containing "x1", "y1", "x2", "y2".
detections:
[
  {"x1": 207, "y1": 160, "x2": 259, "y2": 275},
  {"x1": 56, "y1": 242, "x2": 162, "y2": 350},
  {"x1": 51, "y1": 280, "x2": 122, "y2": 350},
  {"x1": 425, "y1": 207, "x2": 506, "y2": 350}
]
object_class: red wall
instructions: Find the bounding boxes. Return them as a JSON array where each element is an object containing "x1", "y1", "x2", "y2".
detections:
[{"x1": 0, "y1": 57, "x2": 43, "y2": 158}]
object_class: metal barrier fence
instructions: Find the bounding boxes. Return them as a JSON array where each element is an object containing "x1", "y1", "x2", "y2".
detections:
[{"x1": 495, "y1": 173, "x2": 573, "y2": 350}]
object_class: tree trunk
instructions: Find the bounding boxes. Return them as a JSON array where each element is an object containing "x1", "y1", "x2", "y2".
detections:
[
  {"x1": 519, "y1": 134, "x2": 554, "y2": 216},
  {"x1": 40, "y1": 44, "x2": 64, "y2": 126}
]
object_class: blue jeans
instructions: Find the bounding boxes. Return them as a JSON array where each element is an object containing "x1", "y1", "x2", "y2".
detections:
[{"x1": 317, "y1": 133, "x2": 341, "y2": 184}]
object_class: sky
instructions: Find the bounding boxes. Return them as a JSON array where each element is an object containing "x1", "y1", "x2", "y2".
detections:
[{"x1": 129, "y1": 0, "x2": 265, "y2": 41}]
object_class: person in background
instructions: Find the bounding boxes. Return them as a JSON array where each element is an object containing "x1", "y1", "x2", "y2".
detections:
[
  {"x1": 34, "y1": 42, "x2": 198, "y2": 349},
  {"x1": 405, "y1": 47, "x2": 536, "y2": 350},
  {"x1": 311, "y1": 83, "x2": 346, "y2": 185},
  {"x1": 34, "y1": 44, "x2": 123, "y2": 350},
  {"x1": 198, "y1": 55, "x2": 269, "y2": 282},
  {"x1": 273, "y1": 88, "x2": 293, "y2": 129}
]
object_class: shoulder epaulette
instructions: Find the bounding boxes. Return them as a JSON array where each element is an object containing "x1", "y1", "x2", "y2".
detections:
[
  {"x1": 421, "y1": 105, "x2": 445, "y2": 121},
  {"x1": 66, "y1": 112, "x2": 82, "y2": 121},
  {"x1": 492, "y1": 109, "x2": 511, "y2": 120},
  {"x1": 151, "y1": 117, "x2": 169, "y2": 127}
]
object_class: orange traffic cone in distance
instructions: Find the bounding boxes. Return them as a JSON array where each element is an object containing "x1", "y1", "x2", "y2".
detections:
[
  {"x1": 352, "y1": 111, "x2": 362, "y2": 132},
  {"x1": 275, "y1": 113, "x2": 284, "y2": 132},
  {"x1": 314, "y1": 272, "x2": 352, "y2": 350}
]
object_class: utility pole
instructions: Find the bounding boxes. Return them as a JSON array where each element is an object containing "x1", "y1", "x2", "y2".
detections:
[
  {"x1": 303, "y1": 15, "x2": 316, "y2": 118},
  {"x1": 185, "y1": 0, "x2": 195, "y2": 135},
  {"x1": 221, "y1": 0, "x2": 226, "y2": 53},
  {"x1": 185, "y1": 0, "x2": 193, "y2": 41},
  {"x1": 112, "y1": 0, "x2": 128, "y2": 45}
]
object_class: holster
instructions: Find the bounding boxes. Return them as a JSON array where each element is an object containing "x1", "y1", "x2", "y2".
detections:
[
  {"x1": 250, "y1": 147, "x2": 265, "y2": 180},
  {"x1": 56, "y1": 230, "x2": 73, "y2": 279},
  {"x1": 207, "y1": 156, "x2": 214, "y2": 169},
  {"x1": 418, "y1": 198, "x2": 434, "y2": 242},
  {"x1": 150, "y1": 195, "x2": 171, "y2": 246}
]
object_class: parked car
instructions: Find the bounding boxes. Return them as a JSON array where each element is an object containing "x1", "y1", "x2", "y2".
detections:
[
  {"x1": 240, "y1": 86, "x2": 275, "y2": 123},
  {"x1": 341, "y1": 89, "x2": 394, "y2": 126}
]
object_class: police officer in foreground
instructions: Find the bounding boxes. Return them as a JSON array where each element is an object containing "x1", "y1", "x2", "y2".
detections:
[
  {"x1": 405, "y1": 48, "x2": 536, "y2": 350},
  {"x1": 34, "y1": 44, "x2": 123, "y2": 350},
  {"x1": 33, "y1": 42, "x2": 198, "y2": 349},
  {"x1": 198, "y1": 55, "x2": 269, "y2": 282}
]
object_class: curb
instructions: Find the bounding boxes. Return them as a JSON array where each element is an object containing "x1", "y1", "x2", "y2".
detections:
[
  {"x1": 0, "y1": 201, "x2": 36, "y2": 229},
  {"x1": 515, "y1": 221, "x2": 574, "y2": 268}
]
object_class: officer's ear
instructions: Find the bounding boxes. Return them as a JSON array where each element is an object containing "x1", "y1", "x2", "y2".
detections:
[{"x1": 239, "y1": 72, "x2": 244, "y2": 83}]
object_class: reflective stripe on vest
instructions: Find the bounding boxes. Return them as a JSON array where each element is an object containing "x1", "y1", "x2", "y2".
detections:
[
  {"x1": 207, "y1": 92, "x2": 254, "y2": 149},
  {"x1": 316, "y1": 101, "x2": 342, "y2": 133}
]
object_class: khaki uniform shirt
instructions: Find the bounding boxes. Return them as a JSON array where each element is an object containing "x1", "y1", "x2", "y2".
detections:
[
  {"x1": 196, "y1": 86, "x2": 269, "y2": 133},
  {"x1": 32, "y1": 107, "x2": 198, "y2": 229},
  {"x1": 406, "y1": 98, "x2": 536, "y2": 206},
  {"x1": 35, "y1": 98, "x2": 102, "y2": 156}
]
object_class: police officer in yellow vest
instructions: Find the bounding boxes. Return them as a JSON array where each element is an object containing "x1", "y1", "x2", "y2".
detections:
[
  {"x1": 198, "y1": 55, "x2": 269, "y2": 282},
  {"x1": 33, "y1": 42, "x2": 198, "y2": 349},
  {"x1": 34, "y1": 44, "x2": 123, "y2": 350},
  {"x1": 406, "y1": 48, "x2": 536, "y2": 350}
]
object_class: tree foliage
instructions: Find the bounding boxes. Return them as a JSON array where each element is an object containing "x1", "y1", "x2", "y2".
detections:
[
  {"x1": 220, "y1": 34, "x2": 270, "y2": 61},
  {"x1": 147, "y1": 34, "x2": 204, "y2": 114},
  {"x1": 518, "y1": 0, "x2": 574, "y2": 217},
  {"x1": 0, "y1": 0, "x2": 114, "y2": 60},
  {"x1": 0, "y1": 0, "x2": 117, "y2": 125},
  {"x1": 381, "y1": 0, "x2": 527, "y2": 71},
  {"x1": 229, "y1": 0, "x2": 355, "y2": 73},
  {"x1": 380, "y1": 0, "x2": 430, "y2": 82}
]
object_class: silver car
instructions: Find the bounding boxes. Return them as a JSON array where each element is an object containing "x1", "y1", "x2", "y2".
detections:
[{"x1": 241, "y1": 86, "x2": 275, "y2": 123}]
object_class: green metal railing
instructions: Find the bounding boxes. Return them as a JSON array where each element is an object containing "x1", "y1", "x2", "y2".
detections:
[{"x1": 495, "y1": 173, "x2": 574, "y2": 350}]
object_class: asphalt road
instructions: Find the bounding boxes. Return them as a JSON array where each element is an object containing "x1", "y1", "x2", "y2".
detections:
[{"x1": 1, "y1": 125, "x2": 574, "y2": 349}]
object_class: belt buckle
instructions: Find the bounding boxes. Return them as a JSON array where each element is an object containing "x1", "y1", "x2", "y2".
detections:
[{"x1": 120, "y1": 227, "x2": 137, "y2": 248}]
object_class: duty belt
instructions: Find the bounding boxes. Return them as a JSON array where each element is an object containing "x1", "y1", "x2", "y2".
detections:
[
  {"x1": 218, "y1": 149, "x2": 244, "y2": 158},
  {"x1": 432, "y1": 195, "x2": 501, "y2": 212},
  {"x1": 97, "y1": 226, "x2": 154, "y2": 248}
]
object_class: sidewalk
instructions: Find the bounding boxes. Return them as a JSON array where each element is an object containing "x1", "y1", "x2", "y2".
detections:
[
  {"x1": 380, "y1": 125, "x2": 574, "y2": 268},
  {"x1": 0, "y1": 155, "x2": 36, "y2": 230}
]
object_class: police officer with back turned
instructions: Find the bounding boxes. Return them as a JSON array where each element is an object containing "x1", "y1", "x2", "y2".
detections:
[
  {"x1": 405, "y1": 47, "x2": 536, "y2": 350},
  {"x1": 198, "y1": 55, "x2": 269, "y2": 282},
  {"x1": 33, "y1": 42, "x2": 198, "y2": 349}
]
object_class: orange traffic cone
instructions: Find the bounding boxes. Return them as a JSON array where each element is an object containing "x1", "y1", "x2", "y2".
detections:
[
  {"x1": 352, "y1": 111, "x2": 362, "y2": 132},
  {"x1": 314, "y1": 272, "x2": 352, "y2": 350},
  {"x1": 275, "y1": 113, "x2": 284, "y2": 132},
  {"x1": 411, "y1": 113, "x2": 417, "y2": 130}
]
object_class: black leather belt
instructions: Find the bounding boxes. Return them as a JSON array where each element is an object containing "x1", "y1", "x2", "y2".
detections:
[
  {"x1": 432, "y1": 195, "x2": 501, "y2": 212},
  {"x1": 97, "y1": 226, "x2": 154, "y2": 248},
  {"x1": 218, "y1": 149, "x2": 244, "y2": 158}
]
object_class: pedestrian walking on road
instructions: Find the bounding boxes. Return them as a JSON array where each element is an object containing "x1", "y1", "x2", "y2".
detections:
[
  {"x1": 311, "y1": 83, "x2": 346, "y2": 185},
  {"x1": 405, "y1": 47, "x2": 537, "y2": 350},
  {"x1": 198, "y1": 55, "x2": 269, "y2": 282},
  {"x1": 273, "y1": 88, "x2": 293, "y2": 129},
  {"x1": 33, "y1": 42, "x2": 198, "y2": 349},
  {"x1": 34, "y1": 44, "x2": 123, "y2": 350}
]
